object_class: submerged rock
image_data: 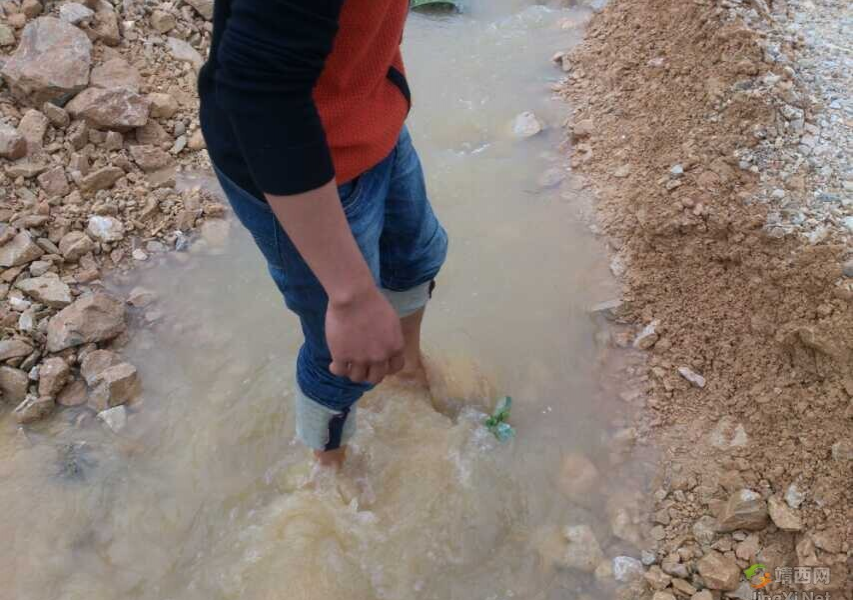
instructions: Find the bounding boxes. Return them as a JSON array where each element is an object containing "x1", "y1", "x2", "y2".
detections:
[
  {"x1": 562, "y1": 524, "x2": 604, "y2": 572},
  {"x1": 510, "y1": 111, "x2": 543, "y2": 139},
  {"x1": 97, "y1": 405, "x2": 127, "y2": 433},
  {"x1": 13, "y1": 394, "x2": 55, "y2": 424}
]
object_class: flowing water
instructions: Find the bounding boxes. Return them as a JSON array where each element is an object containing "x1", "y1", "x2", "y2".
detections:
[{"x1": 1, "y1": 2, "x2": 655, "y2": 599}]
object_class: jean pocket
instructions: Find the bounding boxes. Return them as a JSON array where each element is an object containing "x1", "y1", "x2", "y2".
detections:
[{"x1": 338, "y1": 175, "x2": 364, "y2": 215}]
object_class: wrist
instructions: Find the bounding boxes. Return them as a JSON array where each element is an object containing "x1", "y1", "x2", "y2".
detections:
[{"x1": 327, "y1": 277, "x2": 376, "y2": 309}]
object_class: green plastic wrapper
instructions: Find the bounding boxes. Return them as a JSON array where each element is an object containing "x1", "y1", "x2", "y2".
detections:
[{"x1": 484, "y1": 396, "x2": 515, "y2": 442}]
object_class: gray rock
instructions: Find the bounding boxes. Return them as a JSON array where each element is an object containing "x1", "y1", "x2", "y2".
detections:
[
  {"x1": 677, "y1": 366, "x2": 706, "y2": 388},
  {"x1": 510, "y1": 111, "x2": 543, "y2": 139},
  {"x1": 612, "y1": 556, "x2": 644, "y2": 582},
  {"x1": 0, "y1": 231, "x2": 44, "y2": 267},
  {"x1": 842, "y1": 260, "x2": 853, "y2": 278},
  {"x1": 15, "y1": 273, "x2": 72, "y2": 307},
  {"x1": 66, "y1": 87, "x2": 150, "y2": 131},
  {"x1": 634, "y1": 320, "x2": 660, "y2": 349},
  {"x1": 45, "y1": 292, "x2": 126, "y2": 352},
  {"x1": 167, "y1": 36, "x2": 204, "y2": 69},
  {"x1": 58, "y1": 2, "x2": 94, "y2": 24},
  {"x1": 0, "y1": 17, "x2": 92, "y2": 105},
  {"x1": 86, "y1": 215, "x2": 124, "y2": 243},
  {"x1": 97, "y1": 405, "x2": 126, "y2": 432},
  {"x1": 692, "y1": 515, "x2": 717, "y2": 545}
]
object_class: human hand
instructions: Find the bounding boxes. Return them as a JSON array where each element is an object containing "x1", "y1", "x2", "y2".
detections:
[{"x1": 326, "y1": 287, "x2": 405, "y2": 384}]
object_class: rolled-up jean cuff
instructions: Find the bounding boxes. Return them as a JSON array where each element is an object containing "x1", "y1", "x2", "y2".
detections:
[
  {"x1": 382, "y1": 281, "x2": 432, "y2": 318},
  {"x1": 295, "y1": 385, "x2": 357, "y2": 451}
]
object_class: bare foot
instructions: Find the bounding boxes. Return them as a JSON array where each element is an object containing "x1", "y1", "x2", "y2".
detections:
[{"x1": 314, "y1": 446, "x2": 346, "y2": 469}]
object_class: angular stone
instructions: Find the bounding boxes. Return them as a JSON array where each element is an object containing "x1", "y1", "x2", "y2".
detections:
[
  {"x1": 42, "y1": 102, "x2": 69, "y2": 128},
  {"x1": 0, "y1": 231, "x2": 44, "y2": 267},
  {"x1": 13, "y1": 394, "x2": 54, "y2": 424},
  {"x1": 634, "y1": 320, "x2": 660, "y2": 349},
  {"x1": 97, "y1": 404, "x2": 126, "y2": 432},
  {"x1": 88, "y1": 362, "x2": 140, "y2": 410},
  {"x1": 45, "y1": 292, "x2": 126, "y2": 352},
  {"x1": 767, "y1": 496, "x2": 802, "y2": 531},
  {"x1": 21, "y1": 0, "x2": 43, "y2": 18},
  {"x1": 149, "y1": 10, "x2": 176, "y2": 33},
  {"x1": 80, "y1": 348, "x2": 120, "y2": 386},
  {"x1": 0, "y1": 123, "x2": 27, "y2": 160},
  {"x1": 0, "y1": 17, "x2": 92, "y2": 105},
  {"x1": 184, "y1": 0, "x2": 213, "y2": 19},
  {"x1": 562, "y1": 524, "x2": 604, "y2": 572},
  {"x1": 66, "y1": 87, "x2": 149, "y2": 131},
  {"x1": 697, "y1": 550, "x2": 740, "y2": 591},
  {"x1": 127, "y1": 286, "x2": 157, "y2": 308},
  {"x1": 645, "y1": 566, "x2": 672, "y2": 590},
  {"x1": 692, "y1": 591, "x2": 713, "y2": 600},
  {"x1": 0, "y1": 366, "x2": 29, "y2": 404},
  {"x1": 129, "y1": 144, "x2": 172, "y2": 172},
  {"x1": 187, "y1": 129, "x2": 206, "y2": 150},
  {"x1": 612, "y1": 556, "x2": 644, "y2": 582},
  {"x1": 716, "y1": 489, "x2": 768, "y2": 532},
  {"x1": 652, "y1": 593, "x2": 676, "y2": 600},
  {"x1": 57, "y1": 378, "x2": 87, "y2": 406},
  {"x1": 78, "y1": 166, "x2": 124, "y2": 194},
  {"x1": 15, "y1": 273, "x2": 72, "y2": 307},
  {"x1": 166, "y1": 36, "x2": 204, "y2": 69},
  {"x1": 91, "y1": 6, "x2": 120, "y2": 46},
  {"x1": 511, "y1": 111, "x2": 543, "y2": 139},
  {"x1": 59, "y1": 2, "x2": 95, "y2": 25},
  {"x1": 17, "y1": 108, "x2": 49, "y2": 153},
  {"x1": 5, "y1": 161, "x2": 47, "y2": 178},
  {"x1": 37, "y1": 356, "x2": 69, "y2": 396},
  {"x1": 0, "y1": 24, "x2": 15, "y2": 47},
  {"x1": 58, "y1": 230, "x2": 95, "y2": 261},
  {"x1": 37, "y1": 166, "x2": 69, "y2": 196},
  {"x1": 86, "y1": 215, "x2": 124, "y2": 243},
  {"x1": 146, "y1": 93, "x2": 179, "y2": 119},
  {"x1": 678, "y1": 366, "x2": 706, "y2": 388},
  {"x1": 0, "y1": 338, "x2": 34, "y2": 362},
  {"x1": 90, "y1": 58, "x2": 141, "y2": 93}
]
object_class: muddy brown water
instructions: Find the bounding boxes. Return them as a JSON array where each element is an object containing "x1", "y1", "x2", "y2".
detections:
[{"x1": 1, "y1": 3, "x2": 655, "y2": 599}]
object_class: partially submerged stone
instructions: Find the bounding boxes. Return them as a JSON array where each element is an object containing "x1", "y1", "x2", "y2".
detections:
[
  {"x1": 511, "y1": 111, "x2": 543, "y2": 139},
  {"x1": 13, "y1": 394, "x2": 54, "y2": 424},
  {"x1": 562, "y1": 524, "x2": 604, "y2": 572},
  {"x1": 45, "y1": 292, "x2": 126, "y2": 352},
  {"x1": 97, "y1": 405, "x2": 126, "y2": 432},
  {"x1": 38, "y1": 356, "x2": 70, "y2": 396},
  {"x1": 0, "y1": 366, "x2": 29, "y2": 404},
  {"x1": 88, "y1": 362, "x2": 140, "y2": 410}
]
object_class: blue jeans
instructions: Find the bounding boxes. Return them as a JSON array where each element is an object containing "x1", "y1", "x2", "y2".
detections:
[{"x1": 215, "y1": 127, "x2": 448, "y2": 448}]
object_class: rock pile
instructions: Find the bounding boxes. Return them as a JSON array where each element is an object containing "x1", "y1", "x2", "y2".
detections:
[{"x1": 0, "y1": 0, "x2": 225, "y2": 429}]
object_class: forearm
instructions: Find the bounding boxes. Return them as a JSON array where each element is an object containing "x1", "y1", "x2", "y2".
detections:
[{"x1": 266, "y1": 180, "x2": 375, "y2": 306}]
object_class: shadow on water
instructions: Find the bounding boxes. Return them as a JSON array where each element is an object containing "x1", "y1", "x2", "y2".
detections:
[{"x1": 1, "y1": 1, "x2": 657, "y2": 599}]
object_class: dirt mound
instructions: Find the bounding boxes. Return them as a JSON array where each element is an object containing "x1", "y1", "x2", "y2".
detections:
[{"x1": 562, "y1": 0, "x2": 850, "y2": 594}]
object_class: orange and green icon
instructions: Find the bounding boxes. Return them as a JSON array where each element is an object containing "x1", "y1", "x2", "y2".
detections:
[{"x1": 745, "y1": 564, "x2": 772, "y2": 589}]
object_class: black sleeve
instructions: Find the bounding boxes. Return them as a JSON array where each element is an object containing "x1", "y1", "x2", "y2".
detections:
[{"x1": 215, "y1": 0, "x2": 345, "y2": 196}]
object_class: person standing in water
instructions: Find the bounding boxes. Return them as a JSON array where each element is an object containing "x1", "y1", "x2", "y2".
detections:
[{"x1": 198, "y1": 1, "x2": 448, "y2": 467}]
